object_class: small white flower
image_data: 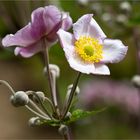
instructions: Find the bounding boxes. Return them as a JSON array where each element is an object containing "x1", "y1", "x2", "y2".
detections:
[{"x1": 57, "y1": 14, "x2": 128, "y2": 75}]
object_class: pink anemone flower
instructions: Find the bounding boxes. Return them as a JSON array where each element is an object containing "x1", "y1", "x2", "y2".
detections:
[
  {"x1": 2, "y1": 5, "x2": 72, "y2": 58},
  {"x1": 57, "y1": 14, "x2": 128, "y2": 75}
]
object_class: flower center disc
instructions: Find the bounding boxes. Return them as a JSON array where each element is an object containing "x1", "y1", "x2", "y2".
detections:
[{"x1": 75, "y1": 36, "x2": 103, "y2": 63}]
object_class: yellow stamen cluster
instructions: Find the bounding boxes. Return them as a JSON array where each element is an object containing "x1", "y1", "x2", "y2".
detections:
[{"x1": 75, "y1": 36, "x2": 103, "y2": 63}]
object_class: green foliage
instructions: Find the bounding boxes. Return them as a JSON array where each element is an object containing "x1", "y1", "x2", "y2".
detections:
[{"x1": 38, "y1": 108, "x2": 106, "y2": 127}]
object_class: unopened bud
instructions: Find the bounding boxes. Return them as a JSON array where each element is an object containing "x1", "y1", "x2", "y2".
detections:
[
  {"x1": 44, "y1": 64, "x2": 60, "y2": 78},
  {"x1": 132, "y1": 75, "x2": 140, "y2": 87},
  {"x1": 77, "y1": 0, "x2": 89, "y2": 6},
  {"x1": 116, "y1": 14, "x2": 128, "y2": 24},
  {"x1": 10, "y1": 91, "x2": 29, "y2": 107},
  {"x1": 90, "y1": 3, "x2": 102, "y2": 14},
  {"x1": 120, "y1": 2, "x2": 131, "y2": 12},
  {"x1": 32, "y1": 91, "x2": 45, "y2": 103},
  {"x1": 65, "y1": 112, "x2": 72, "y2": 120},
  {"x1": 67, "y1": 84, "x2": 80, "y2": 95},
  {"x1": 28, "y1": 117, "x2": 40, "y2": 127},
  {"x1": 58, "y1": 124, "x2": 69, "y2": 135},
  {"x1": 102, "y1": 13, "x2": 112, "y2": 22}
]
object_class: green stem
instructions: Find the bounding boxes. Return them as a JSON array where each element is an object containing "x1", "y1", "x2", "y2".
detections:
[{"x1": 61, "y1": 72, "x2": 81, "y2": 119}]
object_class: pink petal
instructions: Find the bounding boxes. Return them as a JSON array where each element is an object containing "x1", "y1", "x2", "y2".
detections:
[
  {"x1": 31, "y1": 7, "x2": 47, "y2": 39},
  {"x1": 44, "y1": 7, "x2": 72, "y2": 42},
  {"x1": 14, "y1": 40, "x2": 43, "y2": 58},
  {"x1": 2, "y1": 23, "x2": 36, "y2": 47},
  {"x1": 43, "y1": 5, "x2": 62, "y2": 35},
  {"x1": 101, "y1": 39, "x2": 128, "y2": 63},
  {"x1": 94, "y1": 64, "x2": 110, "y2": 75},
  {"x1": 61, "y1": 12, "x2": 73, "y2": 31},
  {"x1": 57, "y1": 29, "x2": 75, "y2": 59},
  {"x1": 73, "y1": 14, "x2": 106, "y2": 40}
]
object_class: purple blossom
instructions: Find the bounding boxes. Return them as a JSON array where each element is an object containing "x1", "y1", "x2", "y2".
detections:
[
  {"x1": 57, "y1": 14, "x2": 128, "y2": 75},
  {"x1": 2, "y1": 5, "x2": 72, "y2": 58},
  {"x1": 80, "y1": 80, "x2": 140, "y2": 115}
]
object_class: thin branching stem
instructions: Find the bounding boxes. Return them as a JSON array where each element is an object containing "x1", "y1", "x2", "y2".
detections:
[
  {"x1": 29, "y1": 99, "x2": 49, "y2": 118},
  {"x1": 25, "y1": 105, "x2": 50, "y2": 120},
  {"x1": 61, "y1": 72, "x2": 81, "y2": 119},
  {"x1": 0, "y1": 80, "x2": 15, "y2": 95},
  {"x1": 42, "y1": 39, "x2": 55, "y2": 107}
]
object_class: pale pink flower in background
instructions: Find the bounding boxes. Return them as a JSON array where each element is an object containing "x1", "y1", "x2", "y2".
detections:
[
  {"x1": 57, "y1": 14, "x2": 128, "y2": 75},
  {"x1": 80, "y1": 80, "x2": 140, "y2": 115},
  {"x1": 2, "y1": 5, "x2": 72, "y2": 58}
]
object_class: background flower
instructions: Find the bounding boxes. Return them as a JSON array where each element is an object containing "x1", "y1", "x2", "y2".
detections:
[{"x1": 2, "y1": 5, "x2": 72, "y2": 57}]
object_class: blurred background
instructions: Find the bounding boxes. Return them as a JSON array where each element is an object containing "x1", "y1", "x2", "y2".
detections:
[{"x1": 0, "y1": 0, "x2": 140, "y2": 139}]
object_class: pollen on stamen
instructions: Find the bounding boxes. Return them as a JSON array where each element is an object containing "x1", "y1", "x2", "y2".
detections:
[{"x1": 75, "y1": 36, "x2": 103, "y2": 63}]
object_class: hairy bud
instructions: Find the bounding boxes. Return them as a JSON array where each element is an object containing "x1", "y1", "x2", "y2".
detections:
[
  {"x1": 44, "y1": 64, "x2": 60, "y2": 78},
  {"x1": 10, "y1": 91, "x2": 29, "y2": 107},
  {"x1": 116, "y1": 14, "x2": 128, "y2": 24},
  {"x1": 132, "y1": 75, "x2": 140, "y2": 87},
  {"x1": 67, "y1": 84, "x2": 80, "y2": 95},
  {"x1": 120, "y1": 2, "x2": 131, "y2": 12},
  {"x1": 28, "y1": 117, "x2": 40, "y2": 127},
  {"x1": 58, "y1": 124, "x2": 69, "y2": 135},
  {"x1": 32, "y1": 91, "x2": 45, "y2": 103}
]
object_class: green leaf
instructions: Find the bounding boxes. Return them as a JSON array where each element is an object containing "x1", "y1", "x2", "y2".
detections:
[
  {"x1": 65, "y1": 107, "x2": 107, "y2": 124},
  {"x1": 38, "y1": 119, "x2": 61, "y2": 127},
  {"x1": 36, "y1": 108, "x2": 107, "y2": 127}
]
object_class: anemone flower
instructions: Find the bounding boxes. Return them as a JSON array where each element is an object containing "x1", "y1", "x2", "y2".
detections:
[
  {"x1": 57, "y1": 14, "x2": 127, "y2": 75},
  {"x1": 2, "y1": 5, "x2": 72, "y2": 58}
]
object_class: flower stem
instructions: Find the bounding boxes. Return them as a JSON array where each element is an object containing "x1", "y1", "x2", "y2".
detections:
[
  {"x1": 51, "y1": 71, "x2": 60, "y2": 118},
  {"x1": 0, "y1": 80, "x2": 15, "y2": 95},
  {"x1": 43, "y1": 38, "x2": 60, "y2": 118},
  {"x1": 61, "y1": 72, "x2": 81, "y2": 119},
  {"x1": 25, "y1": 105, "x2": 50, "y2": 120},
  {"x1": 63, "y1": 131, "x2": 70, "y2": 140},
  {"x1": 133, "y1": 28, "x2": 140, "y2": 74},
  {"x1": 42, "y1": 40, "x2": 54, "y2": 105}
]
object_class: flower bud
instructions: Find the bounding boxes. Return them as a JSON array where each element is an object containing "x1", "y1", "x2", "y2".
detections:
[
  {"x1": 28, "y1": 117, "x2": 40, "y2": 127},
  {"x1": 77, "y1": 0, "x2": 89, "y2": 6},
  {"x1": 132, "y1": 75, "x2": 140, "y2": 87},
  {"x1": 10, "y1": 91, "x2": 29, "y2": 107},
  {"x1": 67, "y1": 84, "x2": 80, "y2": 95},
  {"x1": 102, "y1": 13, "x2": 112, "y2": 22},
  {"x1": 65, "y1": 112, "x2": 72, "y2": 120},
  {"x1": 44, "y1": 64, "x2": 60, "y2": 78},
  {"x1": 116, "y1": 14, "x2": 128, "y2": 24},
  {"x1": 58, "y1": 124, "x2": 69, "y2": 135},
  {"x1": 120, "y1": 2, "x2": 131, "y2": 12},
  {"x1": 32, "y1": 91, "x2": 45, "y2": 103}
]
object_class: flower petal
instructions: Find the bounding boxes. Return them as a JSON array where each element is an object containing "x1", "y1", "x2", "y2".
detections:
[
  {"x1": 31, "y1": 7, "x2": 47, "y2": 39},
  {"x1": 94, "y1": 64, "x2": 110, "y2": 75},
  {"x1": 2, "y1": 23, "x2": 36, "y2": 47},
  {"x1": 61, "y1": 12, "x2": 73, "y2": 31},
  {"x1": 73, "y1": 14, "x2": 106, "y2": 40},
  {"x1": 57, "y1": 29, "x2": 75, "y2": 59},
  {"x1": 101, "y1": 39, "x2": 128, "y2": 63},
  {"x1": 43, "y1": 5, "x2": 62, "y2": 35},
  {"x1": 44, "y1": 7, "x2": 72, "y2": 42},
  {"x1": 14, "y1": 40, "x2": 43, "y2": 58},
  {"x1": 68, "y1": 57, "x2": 95, "y2": 74}
]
